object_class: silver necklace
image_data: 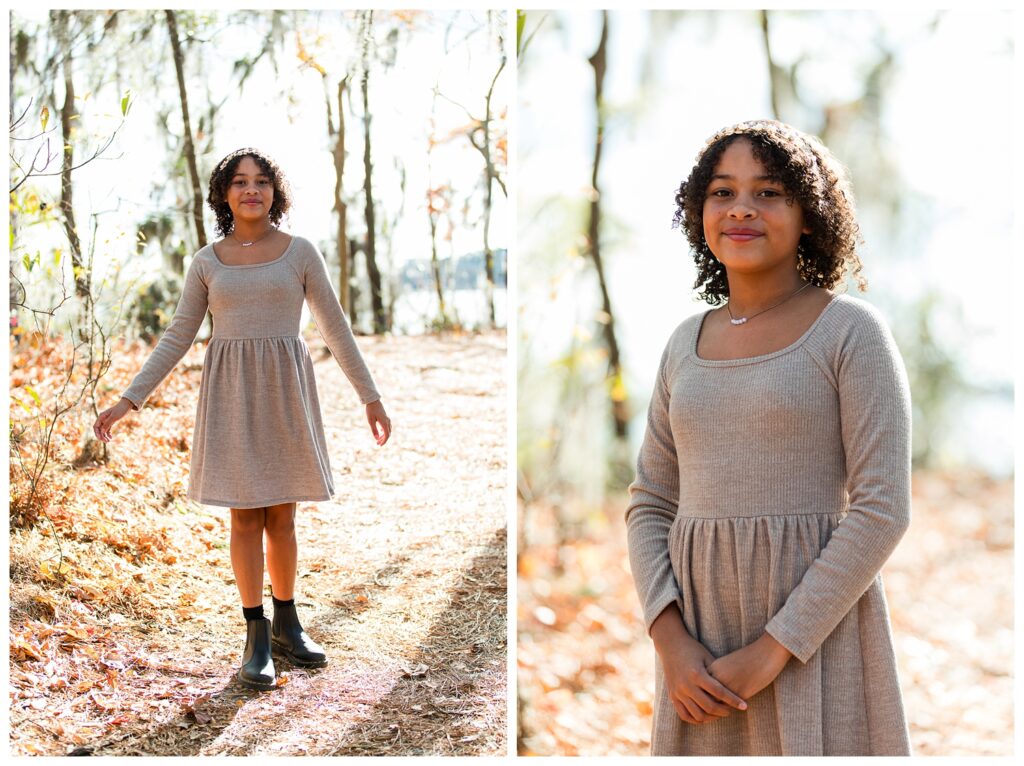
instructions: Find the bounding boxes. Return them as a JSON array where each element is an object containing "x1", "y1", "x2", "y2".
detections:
[
  {"x1": 231, "y1": 226, "x2": 274, "y2": 248},
  {"x1": 727, "y1": 282, "x2": 812, "y2": 325}
]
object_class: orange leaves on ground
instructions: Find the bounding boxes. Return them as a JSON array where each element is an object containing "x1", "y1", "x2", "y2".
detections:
[{"x1": 518, "y1": 505, "x2": 654, "y2": 755}]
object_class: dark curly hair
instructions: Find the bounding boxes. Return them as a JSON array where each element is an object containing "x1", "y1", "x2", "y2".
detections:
[
  {"x1": 207, "y1": 147, "x2": 292, "y2": 238},
  {"x1": 672, "y1": 120, "x2": 865, "y2": 305}
]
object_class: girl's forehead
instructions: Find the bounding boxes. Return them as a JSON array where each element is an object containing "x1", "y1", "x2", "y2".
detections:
[{"x1": 233, "y1": 156, "x2": 266, "y2": 173}]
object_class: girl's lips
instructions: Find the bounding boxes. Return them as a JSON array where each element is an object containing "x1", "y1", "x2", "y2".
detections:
[{"x1": 724, "y1": 231, "x2": 763, "y2": 241}]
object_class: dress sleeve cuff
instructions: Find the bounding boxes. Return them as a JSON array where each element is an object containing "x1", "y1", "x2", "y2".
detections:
[
  {"x1": 764, "y1": 618, "x2": 815, "y2": 665},
  {"x1": 121, "y1": 392, "x2": 143, "y2": 411}
]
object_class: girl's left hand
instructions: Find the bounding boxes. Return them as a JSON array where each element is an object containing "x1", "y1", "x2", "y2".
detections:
[
  {"x1": 366, "y1": 399, "x2": 392, "y2": 446},
  {"x1": 707, "y1": 632, "x2": 793, "y2": 701}
]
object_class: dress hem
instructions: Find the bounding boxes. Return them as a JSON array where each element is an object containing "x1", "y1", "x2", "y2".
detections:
[{"x1": 188, "y1": 493, "x2": 334, "y2": 509}]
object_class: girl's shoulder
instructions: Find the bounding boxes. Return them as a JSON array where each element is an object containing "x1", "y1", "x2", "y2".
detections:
[
  {"x1": 658, "y1": 310, "x2": 708, "y2": 369},
  {"x1": 806, "y1": 292, "x2": 904, "y2": 364},
  {"x1": 283, "y1": 234, "x2": 324, "y2": 264},
  {"x1": 816, "y1": 293, "x2": 896, "y2": 340}
]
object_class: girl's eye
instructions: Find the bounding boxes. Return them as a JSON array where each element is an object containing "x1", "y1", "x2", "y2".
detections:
[
  {"x1": 759, "y1": 189, "x2": 783, "y2": 198},
  {"x1": 258, "y1": 179, "x2": 270, "y2": 186},
  {"x1": 709, "y1": 189, "x2": 732, "y2": 198}
]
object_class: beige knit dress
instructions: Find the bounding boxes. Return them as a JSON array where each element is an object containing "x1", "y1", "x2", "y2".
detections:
[
  {"x1": 626, "y1": 294, "x2": 912, "y2": 756},
  {"x1": 121, "y1": 235, "x2": 380, "y2": 509}
]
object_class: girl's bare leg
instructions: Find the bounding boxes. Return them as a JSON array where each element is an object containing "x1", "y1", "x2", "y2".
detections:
[
  {"x1": 230, "y1": 507, "x2": 267, "y2": 608},
  {"x1": 264, "y1": 502, "x2": 297, "y2": 601}
]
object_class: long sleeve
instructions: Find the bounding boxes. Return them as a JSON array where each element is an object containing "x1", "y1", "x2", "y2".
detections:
[
  {"x1": 764, "y1": 305, "x2": 912, "y2": 663},
  {"x1": 121, "y1": 256, "x2": 209, "y2": 410},
  {"x1": 625, "y1": 341, "x2": 682, "y2": 635},
  {"x1": 301, "y1": 244, "x2": 381, "y2": 405}
]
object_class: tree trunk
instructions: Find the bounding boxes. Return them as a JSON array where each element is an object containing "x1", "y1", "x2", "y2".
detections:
[
  {"x1": 428, "y1": 193, "x2": 448, "y2": 326},
  {"x1": 332, "y1": 77, "x2": 350, "y2": 313},
  {"x1": 166, "y1": 10, "x2": 212, "y2": 337},
  {"x1": 427, "y1": 90, "x2": 450, "y2": 329},
  {"x1": 52, "y1": 10, "x2": 88, "y2": 304},
  {"x1": 166, "y1": 10, "x2": 207, "y2": 250},
  {"x1": 760, "y1": 10, "x2": 782, "y2": 122},
  {"x1": 360, "y1": 12, "x2": 386, "y2": 334},
  {"x1": 348, "y1": 237, "x2": 360, "y2": 327},
  {"x1": 586, "y1": 11, "x2": 628, "y2": 440},
  {"x1": 480, "y1": 53, "x2": 506, "y2": 328}
]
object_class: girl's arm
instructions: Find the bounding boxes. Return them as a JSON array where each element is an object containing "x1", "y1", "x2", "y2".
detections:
[
  {"x1": 300, "y1": 240, "x2": 381, "y2": 405},
  {"x1": 121, "y1": 255, "x2": 210, "y2": 410},
  {"x1": 625, "y1": 342, "x2": 682, "y2": 636},
  {"x1": 763, "y1": 303, "x2": 912, "y2": 664},
  {"x1": 627, "y1": 339, "x2": 747, "y2": 721}
]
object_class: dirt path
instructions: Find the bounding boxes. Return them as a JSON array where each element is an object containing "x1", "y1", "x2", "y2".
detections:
[{"x1": 9, "y1": 332, "x2": 507, "y2": 756}]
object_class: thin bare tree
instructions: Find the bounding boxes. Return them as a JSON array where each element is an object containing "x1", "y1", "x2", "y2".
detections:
[
  {"x1": 585, "y1": 11, "x2": 627, "y2": 439},
  {"x1": 166, "y1": 10, "x2": 207, "y2": 250},
  {"x1": 359, "y1": 10, "x2": 387, "y2": 334}
]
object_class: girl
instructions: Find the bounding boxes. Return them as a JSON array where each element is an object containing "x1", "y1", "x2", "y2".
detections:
[
  {"x1": 93, "y1": 148, "x2": 392, "y2": 691},
  {"x1": 626, "y1": 120, "x2": 911, "y2": 755}
]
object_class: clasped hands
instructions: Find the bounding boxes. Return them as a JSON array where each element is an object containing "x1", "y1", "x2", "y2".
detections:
[{"x1": 651, "y1": 606, "x2": 792, "y2": 725}]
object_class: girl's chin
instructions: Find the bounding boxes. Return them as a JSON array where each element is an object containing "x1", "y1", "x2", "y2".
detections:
[{"x1": 715, "y1": 256, "x2": 796, "y2": 274}]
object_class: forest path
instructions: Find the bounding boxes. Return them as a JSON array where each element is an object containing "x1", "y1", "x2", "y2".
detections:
[{"x1": 9, "y1": 332, "x2": 507, "y2": 756}]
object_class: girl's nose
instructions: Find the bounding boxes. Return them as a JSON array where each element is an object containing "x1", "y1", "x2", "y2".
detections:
[{"x1": 728, "y1": 197, "x2": 756, "y2": 218}]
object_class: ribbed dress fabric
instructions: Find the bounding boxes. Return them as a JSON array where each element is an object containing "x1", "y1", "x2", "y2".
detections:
[
  {"x1": 121, "y1": 235, "x2": 380, "y2": 509},
  {"x1": 626, "y1": 294, "x2": 912, "y2": 756}
]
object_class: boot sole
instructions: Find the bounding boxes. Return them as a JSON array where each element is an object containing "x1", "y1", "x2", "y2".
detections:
[
  {"x1": 271, "y1": 641, "x2": 328, "y2": 668},
  {"x1": 236, "y1": 668, "x2": 277, "y2": 691}
]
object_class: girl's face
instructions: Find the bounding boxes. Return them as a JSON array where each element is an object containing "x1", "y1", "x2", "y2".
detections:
[
  {"x1": 225, "y1": 155, "x2": 274, "y2": 228},
  {"x1": 702, "y1": 138, "x2": 810, "y2": 279}
]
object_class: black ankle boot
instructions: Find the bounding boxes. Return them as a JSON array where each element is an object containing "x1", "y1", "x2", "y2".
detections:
[
  {"x1": 238, "y1": 618, "x2": 276, "y2": 690},
  {"x1": 271, "y1": 601, "x2": 327, "y2": 668}
]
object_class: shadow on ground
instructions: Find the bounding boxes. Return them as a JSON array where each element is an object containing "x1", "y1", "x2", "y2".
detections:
[{"x1": 327, "y1": 526, "x2": 507, "y2": 755}]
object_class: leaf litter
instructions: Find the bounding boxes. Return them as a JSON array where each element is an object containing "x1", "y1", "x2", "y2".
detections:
[{"x1": 10, "y1": 330, "x2": 507, "y2": 756}]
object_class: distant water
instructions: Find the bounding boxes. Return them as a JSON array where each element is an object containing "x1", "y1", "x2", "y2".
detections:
[{"x1": 387, "y1": 288, "x2": 507, "y2": 334}]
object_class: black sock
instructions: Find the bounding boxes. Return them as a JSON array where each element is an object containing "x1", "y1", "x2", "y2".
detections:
[
  {"x1": 272, "y1": 595, "x2": 295, "y2": 609},
  {"x1": 242, "y1": 604, "x2": 264, "y2": 622}
]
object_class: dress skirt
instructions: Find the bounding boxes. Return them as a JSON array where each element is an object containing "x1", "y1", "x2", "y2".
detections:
[{"x1": 187, "y1": 335, "x2": 335, "y2": 508}]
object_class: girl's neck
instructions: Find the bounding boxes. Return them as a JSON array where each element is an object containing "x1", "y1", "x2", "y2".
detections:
[
  {"x1": 231, "y1": 220, "x2": 274, "y2": 244},
  {"x1": 724, "y1": 269, "x2": 806, "y2": 315}
]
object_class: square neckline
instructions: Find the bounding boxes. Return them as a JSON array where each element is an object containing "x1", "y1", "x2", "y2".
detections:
[
  {"x1": 211, "y1": 234, "x2": 295, "y2": 268},
  {"x1": 691, "y1": 292, "x2": 842, "y2": 367}
]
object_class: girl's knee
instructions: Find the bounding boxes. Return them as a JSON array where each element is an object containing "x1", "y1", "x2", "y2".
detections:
[
  {"x1": 230, "y1": 507, "x2": 266, "y2": 534},
  {"x1": 264, "y1": 505, "x2": 296, "y2": 538}
]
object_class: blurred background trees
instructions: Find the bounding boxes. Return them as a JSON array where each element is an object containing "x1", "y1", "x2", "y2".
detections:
[{"x1": 517, "y1": 8, "x2": 1012, "y2": 539}]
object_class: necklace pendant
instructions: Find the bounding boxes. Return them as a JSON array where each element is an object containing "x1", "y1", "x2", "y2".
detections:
[
  {"x1": 730, "y1": 317, "x2": 747, "y2": 325},
  {"x1": 241, "y1": 241, "x2": 254, "y2": 247}
]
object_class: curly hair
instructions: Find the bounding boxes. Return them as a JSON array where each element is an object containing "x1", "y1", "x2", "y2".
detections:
[
  {"x1": 672, "y1": 120, "x2": 865, "y2": 306},
  {"x1": 206, "y1": 147, "x2": 292, "y2": 238}
]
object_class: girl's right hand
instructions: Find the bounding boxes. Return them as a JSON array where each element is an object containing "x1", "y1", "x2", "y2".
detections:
[
  {"x1": 651, "y1": 605, "x2": 748, "y2": 725},
  {"x1": 93, "y1": 398, "x2": 134, "y2": 442}
]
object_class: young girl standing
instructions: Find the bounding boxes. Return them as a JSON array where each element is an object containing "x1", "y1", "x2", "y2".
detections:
[
  {"x1": 626, "y1": 120, "x2": 911, "y2": 755},
  {"x1": 93, "y1": 148, "x2": 391, "y2": 691}
]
